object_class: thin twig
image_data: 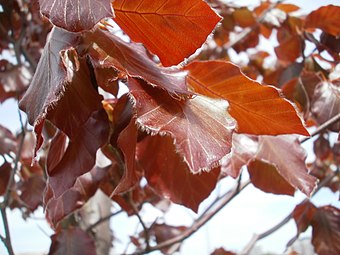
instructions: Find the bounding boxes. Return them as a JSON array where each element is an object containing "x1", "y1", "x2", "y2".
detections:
[
  {"x1": 241, "y1": 170, "x2": 337, "y2": 254},
  {"x1": 86, "y1": 210, "x2": 123, "y2": 233},
  {"x1": 130, "y1": 200, "x2": 151, "y2": 252},
  {"x1": 130, "y1": 180, "x2": 251, "y2": 255},
  {"x1": 0, "y1": 208, "x2": 14, "y2": 255},
  {"x1": 300, "y1": 113, "x2": 340, "y2": 144}
]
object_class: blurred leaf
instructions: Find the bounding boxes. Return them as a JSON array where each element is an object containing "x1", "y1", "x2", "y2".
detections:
[
  {"x1": 312, "y1": 82, "x2": 340, "y2": 132},
  {"x1": 304, "y1": 5, "x2": 340, "y2": 37},
  {"x1": 49, "y1": 227, "x2": 96, "y2": 255},
  {"x1": 0, "y1": 162, "x2": 11, "y2": 195}
]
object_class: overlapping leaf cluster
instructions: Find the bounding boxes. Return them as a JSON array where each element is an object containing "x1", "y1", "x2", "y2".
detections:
[{"x1": 0, "y1": 0, "x2": 339, "y2": 254}]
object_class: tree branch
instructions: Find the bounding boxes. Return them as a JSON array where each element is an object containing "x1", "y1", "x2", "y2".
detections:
[
  {"x1": 300, "y1": 113, "x2": 340, "y2": 144},
  {"x1": 0, "y1": 208, "x2": 14, "y2": 255},
  {"x1": 241, "y1": 170, "x2": 337, "y2": 254},
  {"x1": 86, "y1": 209, "x2": 123, "y2": 233},
  {"x1": 130, "y1": 180, "x2": 251, "y2": 255}
]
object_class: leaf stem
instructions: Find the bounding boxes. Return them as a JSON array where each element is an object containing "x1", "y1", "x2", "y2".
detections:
[
  {"x1": 86, "y1": 209, "x2": 123, "y2": 233},
  {"x1": 0, "y1": 208, "x2": 14, "y2": 255}
]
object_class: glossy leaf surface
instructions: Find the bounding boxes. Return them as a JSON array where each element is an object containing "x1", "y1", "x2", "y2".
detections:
[
  {"x1": 113, "y1": 0, "x2": 221, "y2": 66},
  {"x1": 39, "y1": 0, "x2": 113, "y2": 32},
  {"x1": 85, "y1": 28, "x2": 189, "y2": 95},
  {"x1": 129, "y1": 78, "x2": 234, "y2": 173},
  {"x1": 185, "y1": 61, "x2": 309, "y2": 136}
]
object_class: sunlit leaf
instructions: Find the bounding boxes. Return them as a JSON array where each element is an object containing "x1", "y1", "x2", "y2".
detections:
[
  {"x1": 311, "y1": 82, "x2": 340, "y2": 132},
  {"x1": 304, "y1": 5, "x2": 340, "y2": 37},
  {"x1": 129, "y1": 78, "x2": 234, "y2": 173},
  {"x1": 113, "y1": 0, "x2": 221, "y2": 66},
  {"x1": 84, "y1": 28, "x2": 189, "y2": 96},
  {"x1": 137, "y1": 135, "x2": 220, "y2": 212},
  {"x1": 39, "y1": 0, "x2": 113, "y2": 32},
  {"x1": 185, "y1": 61, "x2": 309, "y2": 136},
  {"x1": 255, "y1": 135, "x2": 318, "y2": 196}
]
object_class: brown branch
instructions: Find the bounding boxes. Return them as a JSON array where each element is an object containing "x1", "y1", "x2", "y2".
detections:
[
  {"x1": 241, "y1": 170, "x2": 337, "y2": 254},
  {"x1": 86, "y1": 210, "x2": 123, "y2": 233},
  {"x1": 0, "y1": 208, "x2": 14, "y2": 255},
  {"x1": 130, "y1": 180, "x2": 251, "y2": 255},
  {"x1": 300, "y1": 113, "x2": 340, "y2": 144}
]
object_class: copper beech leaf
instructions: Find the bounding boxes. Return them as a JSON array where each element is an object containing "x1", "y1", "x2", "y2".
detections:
[
  {"x1": 113, "y1": 117, "x2": 140, "y2": 195},
  {"x1": 248, "y1": 159, "x2": 295, "y2": 196},
  {"x1": 47, "y1": 109, "x2": 109, "y2": 198},
  {"x1": 0, "y1": 162, "x2": 11, "y2": 195},
  {"x1": 84, "y1": 28, "x2": 189, "y2": 96},
  {"x1": 292, "y1": 202, "x2": 340, "y2": 255},
  {"x1": 222, "y1": 134, "x2": 318, "y2": 196},
  {"x1": 255, "y1": 135, "x2": 318, "y2": 196},
  {"x1": 113, "y1": 0, "x2": 221, "y2": 66},
  {"x1": 137, "y1": 135, "x2": 220, "y2": 212},
  {"x1": 19, "y1": 28, "x2": 104, "y2": 156},
  {"x1": 0, "y1": 125, "x2": 17, "y2": 155},
  {"x1": 222, "y1": 134, "x2": 257, "y2": 178},
  {"x1": 311, "y1": 82, "x2": 340, "y2": 132},
  {"x1": 19, "y1": 175, "x2": 46, "y2": 211},
  {"x1": 304, "y1": 5, "x2": 340, "y2": 37},
  {"x1": 129, "y1": 78, "x2": 235, "y2": 173},
  {"x1": 49, "y1": 227, "x2": 96, "y2": 255},
  {"x1": 39, "y1": 0, "x2": 113, "y2": 32},
  {"x1": 185, "y1": 61, "x2": 309, "y2": 136},
  {"x1": 45, "y1": 166, "x2": 108, "y2": 226}
]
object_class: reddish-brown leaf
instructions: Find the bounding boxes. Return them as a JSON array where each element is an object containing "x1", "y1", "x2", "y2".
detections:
[
  {"x1": 45, "y1": 166, "x2": 108, "y2": 226},
  {"x1": 0, "y1": 162, "x2": 11, "y2": 195},
  {"x1": 84, "y1": 28, "x2": 189, "y2": 96},
  {"x1": 248, "y1": 159, "x2": 295, "y2": 196},
  {"x1": 275, "y1": 35, "x2": 302, "y2": 63},
  {"x1": 113, "y1": 0, "x2": 221, "y2": 66},
  {"x1": 311, "y1": 82, "x2": 340, "y2": 132},
  {"x1": 47, "y1": 109, "x2": 109, "y2": 198},
  {"x1": 0, "y1": 125, "x2": 17, "y2": 155},
  {"x1": 232, "y1": 7, "x2": 256, "y2": 28},
  {"x1": 48, "y1": 227, "x2": 96, "y2": 255},
  {"x1": 255, "y1": 135, "x2": 318, "y2": 196},
  {"x1": 19, "y1": 28, "x2": 104, "y2": 156},
  {"x1": 39, "y1": 0, "x2": 113, "y2": 32},
  {"x1": 185, "y1": 61, "x2": 309, "y2": 136},
  {"x1": 221, "y1": 134, "x2": 257, "y2": 178},
  {"x1": 129, "y1": 78, "x2": 234, "y2": 173},
  {"x1": 149, "y1": 223, "x2": 187, "y2": 254},
  {"x1": 276, "y1": 4, "x2": 300, "y2": 13},
  {"x1": 311, "y1": 206, "x2": 340, "y2": 255},
  {"x1": 112, "y1": 118, "x2": 140, "y2": 195},
  {"x1": 304, "y1": 5, "x2": 340, "y2": 37},
  {"x1": 292, "y1": 201, "x2": 317, "y2": 234},
  {"x1": 19, "y1": 175, "x2": 46, "y2": 211},
  {"x1": 137, "y1": 135, "x2": 220, "y2": 212},
  {"x1": 211, "y1": 248, "x2": 236, "y2": 255}
]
